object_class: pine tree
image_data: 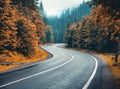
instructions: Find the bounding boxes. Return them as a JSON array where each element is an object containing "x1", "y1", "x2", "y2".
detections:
[
  {"x1": 0, "y1": 0, "x2": 46, "y2": 58},
  {"x1": 0, "y1": 0, "x2": 18, "y2": 53},
  {"x1": 39, "y1": 1, "x2": 48, "y2": 25}
]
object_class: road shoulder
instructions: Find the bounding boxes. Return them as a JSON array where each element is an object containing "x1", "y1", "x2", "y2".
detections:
[{"x1": 65, "y1": 48, "x2": 120, "y2": 89}]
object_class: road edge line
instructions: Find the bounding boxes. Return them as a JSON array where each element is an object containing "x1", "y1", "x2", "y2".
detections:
[
  {"x1": 0, "y1": 55, "x2": 74, "y2": 88},
  {"x1": 82, "y1": 55, "x2": 98, "y2": 89}
]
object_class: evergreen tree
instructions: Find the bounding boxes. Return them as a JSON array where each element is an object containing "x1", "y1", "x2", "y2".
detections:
[
  {"x1": 65, "y1": 0, "x2": 120, "y2": 55},
  {"x1": 47, "y1": 1, "x2": 91, "y2": 43},
  {"x1": 39, "y1": 1, "x2": 47, "y2": 25},
  {"x1": 0, "y1": 0, "x2": 18, "y2": 53},
  {"x1": 0, "y1": 0, "x2": 45, "y2": 58},
  {"x1": 45, "y1": 26, "x2": 54, "y2": 43}
]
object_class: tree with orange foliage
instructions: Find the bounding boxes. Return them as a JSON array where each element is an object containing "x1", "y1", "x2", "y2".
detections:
[
  {"x1": 65, "y1": 0, "x2": 120, "y2": 54},
  {"x1": 16, "y1": 15, "x2": 38, "y2": 56},
  {"x1": 0, "y1": 0, "x2": 46, "y2": 60},
  {"x1": 0, "y1": 0, "x2": 18, "y2": 53}
]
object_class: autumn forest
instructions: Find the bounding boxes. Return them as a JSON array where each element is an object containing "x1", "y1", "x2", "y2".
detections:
[
  {"x1": 65, "y1": 0, "x2": 120, "y2": 54},
  {"x1": 0, "y1": 0, "x2": 120, "y2": 89},
  {"x1": 0, "y1": 0, "x2": 120, "y2": 86}
]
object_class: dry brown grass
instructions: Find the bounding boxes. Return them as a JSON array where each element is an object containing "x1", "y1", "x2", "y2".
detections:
[
  {"x1": 0, "y1": 48, "x2": 48, "y2": 72},
  {"x1": 98, "y1": 54, "x2": 120, "y2": 86},
  {"x1": 0, "y1": 65, "x2": 20, "y2": 72}
]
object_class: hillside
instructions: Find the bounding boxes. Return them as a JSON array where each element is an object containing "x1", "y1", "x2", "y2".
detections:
[{"x1": 0, "y1": 0, "x2": 48, "y2": 71}]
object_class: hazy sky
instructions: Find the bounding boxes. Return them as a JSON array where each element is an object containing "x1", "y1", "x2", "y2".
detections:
[{"x1": 40, "y1": 0, "x2": 90, "y2": 16}]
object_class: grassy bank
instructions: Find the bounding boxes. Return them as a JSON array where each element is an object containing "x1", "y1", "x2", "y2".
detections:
[
  {"x1": 0, "y1": 48, "x2": 48, "y2": 72},
  {"x1": 98, "y1": 54, "x2": 120, "y2": 86}
]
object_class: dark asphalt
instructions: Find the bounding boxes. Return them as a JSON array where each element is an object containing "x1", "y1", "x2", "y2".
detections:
[{"x1": 0, "y1": 44, "x2": 117, "y2": 89}]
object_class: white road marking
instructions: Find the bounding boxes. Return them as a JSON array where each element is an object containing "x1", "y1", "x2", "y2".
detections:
[
  {"x1": 0, "y1": 55, "x2": 74, "y2": 88},
  {"x1": 82, "y1": 55, "x2": 98, "y2": 89}
]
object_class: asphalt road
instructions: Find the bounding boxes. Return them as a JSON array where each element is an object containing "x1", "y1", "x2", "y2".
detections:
[{"x1": 0, "y1": 44, "x2": 117, "y2": 89}]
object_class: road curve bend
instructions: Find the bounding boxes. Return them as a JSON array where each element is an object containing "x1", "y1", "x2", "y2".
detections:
[{"x1": 0, "y1": 44, "x2": 115, "y2": 89}]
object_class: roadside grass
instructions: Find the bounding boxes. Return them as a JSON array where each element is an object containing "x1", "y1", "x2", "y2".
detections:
[
  {"x1": 0, "y1": 48, "x2": 48, "y2": 72},
  {"x1": 98, "y1": 54, "x2": 120, "y2": 86},
  {"x1": 0, "y1": 65, "x2": 20, "y2": 72}
]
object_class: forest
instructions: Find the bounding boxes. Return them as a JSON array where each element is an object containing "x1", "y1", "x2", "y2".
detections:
[
  {"x1": 0, "y1": 0, "x2": 120, "y2": 88},
  {"x1": 65, "y1": 0, "x2": 120, "y2": 54},
  {"x1": 0, "y1": 0, "x2": 120, "y2": 68},
  {"x1": 0, "y1": 0, "x2": 48, "y2": 63},
  {"x1": 40, "y1": 0, "x2": 120, "y2": 55},
  {"x1": 43, "y1": 1, "x2": 91, "y2": 43}
]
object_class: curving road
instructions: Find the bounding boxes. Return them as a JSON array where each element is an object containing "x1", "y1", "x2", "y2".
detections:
[{"x1": 0, "y1": 44, "x2": 116, "y2": 89}]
